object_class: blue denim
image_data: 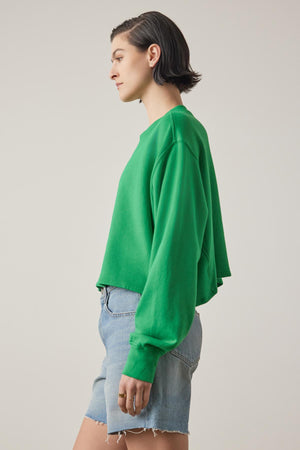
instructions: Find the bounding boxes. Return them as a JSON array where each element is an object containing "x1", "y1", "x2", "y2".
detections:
[{"x1": 85, "y1": 285, "x2": 203, "y2": 445}]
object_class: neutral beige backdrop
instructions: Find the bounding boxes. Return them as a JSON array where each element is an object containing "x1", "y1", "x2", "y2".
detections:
[{"x1": 1, "y1": 1, "x2": 299, "y2": 449}]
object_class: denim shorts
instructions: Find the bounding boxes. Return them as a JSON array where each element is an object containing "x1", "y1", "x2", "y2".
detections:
[{"x1": 84, "y1": 285, "x2": 203, "y2": 445}]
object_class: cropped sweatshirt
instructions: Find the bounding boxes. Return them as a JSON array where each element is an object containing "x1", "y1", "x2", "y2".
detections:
[{"x1": 95, "y1": 104, "x2": 231, "y2": 383}]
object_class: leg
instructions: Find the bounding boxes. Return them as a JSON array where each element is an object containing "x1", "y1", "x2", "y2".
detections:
[
  {"x1": 72, "y1": 416, "x2": 128, "y2": 450},
  {"x1": 124, "y1": 427, "x2": 188, "y2": 450}
]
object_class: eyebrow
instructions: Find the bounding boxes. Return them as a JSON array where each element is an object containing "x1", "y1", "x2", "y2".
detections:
[{"x1": 111, "y1": 48, "x2": 125, "y2": 62}]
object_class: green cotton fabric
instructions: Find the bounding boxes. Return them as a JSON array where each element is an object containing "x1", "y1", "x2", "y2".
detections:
[{"x1": 95, "y1": 104, "x2": 231, "y2": 383}]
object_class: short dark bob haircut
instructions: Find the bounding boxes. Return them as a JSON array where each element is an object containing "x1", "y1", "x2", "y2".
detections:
[{"x1": 110, "y1": 11, "x2": 202, "y2": 103}]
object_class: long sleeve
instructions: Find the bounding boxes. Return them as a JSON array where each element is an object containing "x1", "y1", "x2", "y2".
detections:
[{"x1": 121, "y1": 139, "x2": 209, "y2": 383}]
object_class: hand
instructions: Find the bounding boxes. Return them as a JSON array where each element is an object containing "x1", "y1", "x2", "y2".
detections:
[{"x1": 118, "y1": 374, "x2": 152, "y2": 416}]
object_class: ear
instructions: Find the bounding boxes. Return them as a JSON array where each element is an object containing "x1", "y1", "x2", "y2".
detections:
[{"x1": 147, "y1": 43, "x2": 161, "y2": 68}]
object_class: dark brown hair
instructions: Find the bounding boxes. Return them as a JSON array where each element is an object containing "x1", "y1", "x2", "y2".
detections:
[{"x1": 111, "y1": 11, "x2": 202, "y2": 101}]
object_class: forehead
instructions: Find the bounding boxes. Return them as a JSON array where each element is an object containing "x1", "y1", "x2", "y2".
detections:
[
  {"x1": 111, "y1": 34, "x2": 128, "y2": 53},
  {"x1": 110, "y1": 34, "x2": 143, "y2": 62}
]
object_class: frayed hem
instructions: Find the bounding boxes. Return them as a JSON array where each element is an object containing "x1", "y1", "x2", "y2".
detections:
[
  {"x1": 85, "y1": 416, "x2": 189, "y2": 445},
  {"x1": 112, "y1": 427, "x2": 189, "y2": 444}
]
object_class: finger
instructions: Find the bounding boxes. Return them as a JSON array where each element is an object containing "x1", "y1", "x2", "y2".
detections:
[
  {"x1": 134, "y1": 389, "x2": 144, "y2": 415},
  {"x1": 126, "y1": 391, "x2": 136, "y2": 416},
  {"x1": 142, "y1": 385, "x2": 151, "y2": 409},
  {"x1": 118, "y1": 396, "x2": 128, "y2": 414},
  {"x1": 118, "y1": 386, "x2": 128, "y2": 414}
]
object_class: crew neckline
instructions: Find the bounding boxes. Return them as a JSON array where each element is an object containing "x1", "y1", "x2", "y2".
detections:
[{"x1": 139, "y1": 104, "x2": 187, "y2": 139}]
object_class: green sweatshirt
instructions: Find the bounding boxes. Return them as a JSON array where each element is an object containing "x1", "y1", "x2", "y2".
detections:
[{"x1": 96, "y1": 104, "x2": 231, "y2": 383}]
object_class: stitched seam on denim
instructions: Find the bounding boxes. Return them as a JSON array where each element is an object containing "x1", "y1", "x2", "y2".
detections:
[
  {"x1": 104, "y1": 305, "x2": 136, "y2": 317},
  {"x1": 169, "y1": 349, "x2": 200, "y2": 367}
]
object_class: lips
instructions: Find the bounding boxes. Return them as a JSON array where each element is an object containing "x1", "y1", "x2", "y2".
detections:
[{"x1": 116, "y1": 83, "x2": 123, "y2": 88}]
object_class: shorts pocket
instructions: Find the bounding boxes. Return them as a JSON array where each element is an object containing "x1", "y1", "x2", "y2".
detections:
[
  {"x1": 169, "y1": 311, "x2": 202, "y2": 368},
  {"x1": 104, "y1": 286, "x2": 140, "y2": 317},
  {"x1": 98, "y1": 308, "x2": 105, "y2": 343},
  {"x1": 100, "y1": 291, "x2": 105, "y2": 305},
  {"x1": 100, "y1": 286, "x2": 116, "y2": 305}
]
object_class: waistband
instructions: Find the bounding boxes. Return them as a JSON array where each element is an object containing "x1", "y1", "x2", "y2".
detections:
[
  {"x1": 101, "y1": 285, "x2": 117, "y2": 295},
  {"x1": 100, "y1": 285, "x2": 199, "y2": 316}
]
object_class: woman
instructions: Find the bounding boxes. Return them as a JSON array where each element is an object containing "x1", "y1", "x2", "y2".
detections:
[{"x1": 73, "y1": 10, "x2": 231, "y2": 450}]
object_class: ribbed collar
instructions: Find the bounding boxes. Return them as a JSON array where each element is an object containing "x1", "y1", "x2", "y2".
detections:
[{"x1": 139, "y1": 104, "x2": 188, "y2": 140}]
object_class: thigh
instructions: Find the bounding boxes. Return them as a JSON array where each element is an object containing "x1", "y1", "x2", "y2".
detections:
[
  {"x1": 72, "y1": 416, "x2": 128, "y2": 450},
  {"x1": 124, "y1": 427, "x2": 188, "y2": 450}
]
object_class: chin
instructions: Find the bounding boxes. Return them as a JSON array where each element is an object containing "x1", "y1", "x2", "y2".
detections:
[{"x1": 119, "y1": 90, "x2": 141, "y2": 103}]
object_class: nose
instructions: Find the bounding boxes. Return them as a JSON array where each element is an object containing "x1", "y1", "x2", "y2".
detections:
[{"x1": 109, "y1": 63, "x2": 119, "y2": 81}]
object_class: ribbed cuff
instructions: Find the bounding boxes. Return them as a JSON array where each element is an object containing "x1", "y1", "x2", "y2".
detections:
[{"x1": 121, "y1": 345, "x2": 162, "y2": 383}]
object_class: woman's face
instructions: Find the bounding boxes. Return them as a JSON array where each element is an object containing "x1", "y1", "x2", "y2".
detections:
[{"x1": 109, "y1": 33, "x2": 154, "y2": 103}]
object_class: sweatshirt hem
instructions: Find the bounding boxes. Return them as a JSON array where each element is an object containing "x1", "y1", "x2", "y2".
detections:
[{"x1": 96, "y1": 280, "x2": 144, "y2": 295}]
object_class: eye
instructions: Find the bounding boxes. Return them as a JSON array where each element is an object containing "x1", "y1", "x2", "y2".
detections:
[{"x1": 110, "y1": 57, "x2": 123, "y2": 63}]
